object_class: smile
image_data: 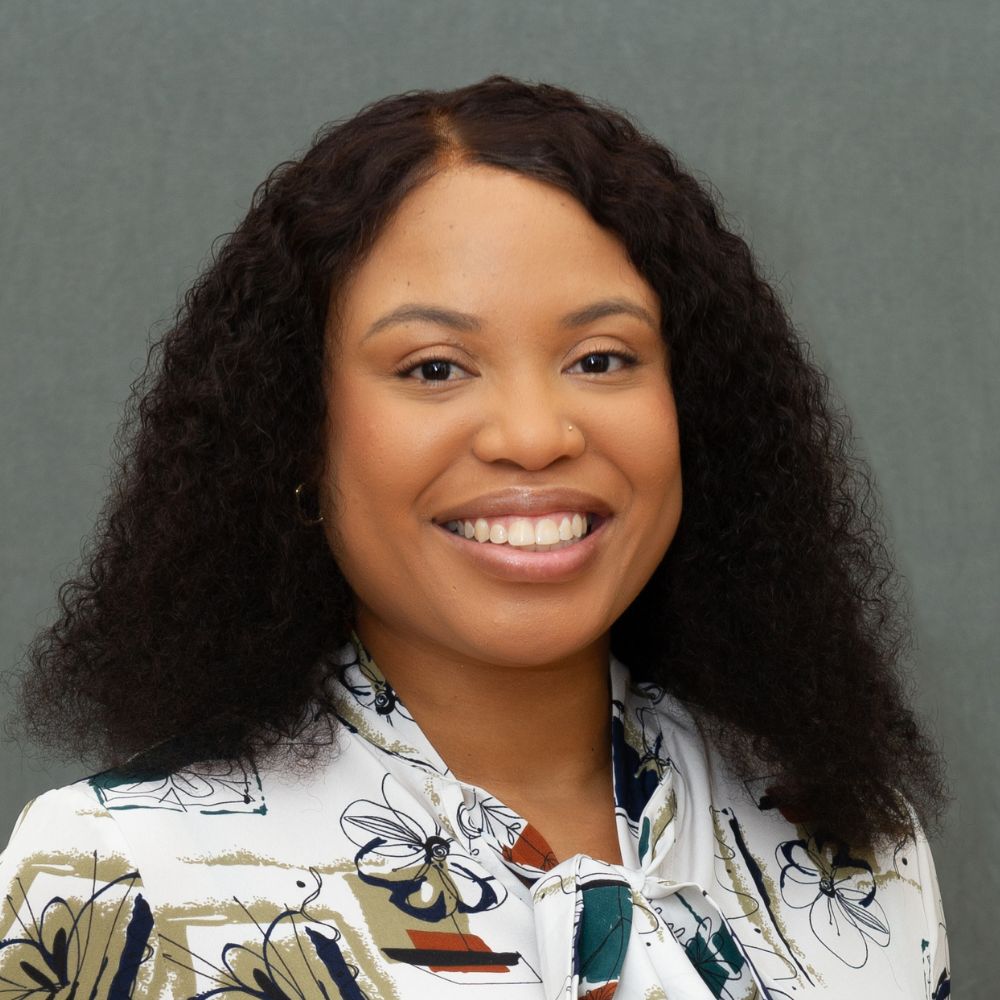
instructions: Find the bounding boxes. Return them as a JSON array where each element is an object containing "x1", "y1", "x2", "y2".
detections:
[{"x1": 442, "y1": 511, "x2": 594, "y2": 551}]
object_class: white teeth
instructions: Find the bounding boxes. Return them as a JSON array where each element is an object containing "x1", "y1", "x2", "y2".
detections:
[
  {"x1": 507, "y1": 519, "x2": 535, "y2": 547},
  {"x1": 503, "y1": 540, "x2": 576, "y2": 552},
  {"x1": 535, "y1": 518, "x2": 560, "y2": 545},
  {"x1": 446, "y1": 512, "x2": 595, "y2": 548}
]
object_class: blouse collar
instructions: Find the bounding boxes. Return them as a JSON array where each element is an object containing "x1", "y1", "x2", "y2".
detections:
[{"x1": 322, "y1": 634, "x2": 766, "y2": 999}]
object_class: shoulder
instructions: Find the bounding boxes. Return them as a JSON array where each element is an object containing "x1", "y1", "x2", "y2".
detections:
[
  {"x1": 0, "y1": 751, "x2": 276, "y2": 910},
  {"x1": 1, "y1": 776, "x2": 151, "y2": 917},
  {"x1": 0, "y1": 749, "x2": 411, "y2": 998},
  {"x1": 1, "y1": 779, "x2": 128, "y2": 868},
  {"x1": 625, "y1": 674, "x2": 951, "y2": 994},
  {"x1": 1, "y1": 782, "x2": 157, "y2": 996}
]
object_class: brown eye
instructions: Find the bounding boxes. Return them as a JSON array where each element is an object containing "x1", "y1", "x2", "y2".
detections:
[
  {"x1": 419, "y1": 360, "x2": 453, "y2": 380},
  {"x1": 397, "y1": 357, "x2": 470, "y2": 382},
  {"x1": 580, "y1": 353, "x2": 611, "y2": 373},
  {"x1": 568, "y1": 350, "x2": 637, "y2": 375}
]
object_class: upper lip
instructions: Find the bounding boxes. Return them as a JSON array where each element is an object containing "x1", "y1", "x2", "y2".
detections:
[{"x1": 433, "y1": 487, "x2": 613, "y2": 523}]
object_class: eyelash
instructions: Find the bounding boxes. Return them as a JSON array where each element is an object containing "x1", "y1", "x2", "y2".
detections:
[
  {"x1": 395, "y1": 348, "x2": 640, "y2": 383},
  {"x1": 567, "y1": 348, "x2": 640, "y2": 375}
]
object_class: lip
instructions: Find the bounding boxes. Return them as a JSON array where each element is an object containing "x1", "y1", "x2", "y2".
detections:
[
  {"x1": 434, "y1": 514, "x2": 610, "y2": 584},
  {"x1": 432, "y1": 486, "x2": 613, "y2": 523}
]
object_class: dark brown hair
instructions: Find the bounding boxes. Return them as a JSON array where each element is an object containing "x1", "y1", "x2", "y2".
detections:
[{"x1": 17, "y1": 76, "x2": 945, "y2": 848}]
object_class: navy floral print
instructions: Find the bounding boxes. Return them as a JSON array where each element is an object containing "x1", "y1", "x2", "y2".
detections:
[{"x1": 1, "y1": 639, "x2": 949, "y2": 997}]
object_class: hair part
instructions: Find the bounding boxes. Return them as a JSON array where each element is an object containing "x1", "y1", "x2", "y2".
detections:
[{"x1": 15, "y1": 76, "x2": 946, "y2": 849}]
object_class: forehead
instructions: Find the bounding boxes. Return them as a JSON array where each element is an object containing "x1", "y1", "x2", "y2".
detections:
[{"x1": 331, "y1": 165, "x2": 660, "y2": 333}]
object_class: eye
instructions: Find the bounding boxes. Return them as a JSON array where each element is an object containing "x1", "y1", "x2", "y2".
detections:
[
  {"x1": 397, "y1": 357, "x2": 471, "y2": 382},
  {"x1": 567, "y1": 350, "x2": 638, "y2": 375}
]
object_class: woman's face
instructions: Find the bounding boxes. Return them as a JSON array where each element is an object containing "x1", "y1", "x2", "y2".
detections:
[{"x1": 321, "y1": 165, "x2": 682, "y2": 668}]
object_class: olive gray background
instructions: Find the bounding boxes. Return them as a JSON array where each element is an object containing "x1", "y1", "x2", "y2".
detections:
[{"x1": 1, "y1": 0, "x2": 995, "y2": 993}]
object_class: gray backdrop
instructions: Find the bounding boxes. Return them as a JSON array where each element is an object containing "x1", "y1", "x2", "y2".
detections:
[{"x1": 1, "y1": 1, "x2": 995, "y2": 993}]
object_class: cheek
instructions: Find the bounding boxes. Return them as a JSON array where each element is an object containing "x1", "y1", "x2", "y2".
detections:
[
  {"x1": 321, "y1": 381, "x2": 464, "y2": 537},
  {"x1": 322, "y1": 385, "x2": 388, "y2": 555},
  {"x1": 611, "y1": 389, "x2": 683, "y2": 576},
  {"x1": 612, "y1": 388, "x2": 682, "y2": 493},
  {"x1": 321, "y1": 389, "x2": 406, "y2": 603},
  {"x1": 325, "y1": 380, "x2": 409, "y2": 492}
]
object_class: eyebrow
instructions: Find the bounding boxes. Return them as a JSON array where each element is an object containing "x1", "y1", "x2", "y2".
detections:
[
  {"x1": 361, "y1": 297, "x2": 658, "y2": 342},
  {"x1": 562, "y1": 298, "x2": 658, "y2": 331}
]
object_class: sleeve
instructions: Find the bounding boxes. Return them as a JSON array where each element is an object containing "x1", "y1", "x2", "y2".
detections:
[
  {"x1": 0, "y1": 783, "x2": 167, "y2": 997},
  {"x1": 912, "y1": 823, "x2": 951, "y2": 1000}
]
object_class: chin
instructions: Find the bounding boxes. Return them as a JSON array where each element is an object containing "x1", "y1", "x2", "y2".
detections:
[{"x1": 454, "y1": 619, "x2": 610, "y2": 669}]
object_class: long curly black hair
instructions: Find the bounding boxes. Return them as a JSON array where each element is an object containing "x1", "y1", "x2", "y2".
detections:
[{"x1": 17, "y1": 76, "x2": 945, "y2": 848}]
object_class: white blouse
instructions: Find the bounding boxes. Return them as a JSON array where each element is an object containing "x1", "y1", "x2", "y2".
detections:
[{"x1": 0, "y1": 640, "x2": 949, "y2": 998}]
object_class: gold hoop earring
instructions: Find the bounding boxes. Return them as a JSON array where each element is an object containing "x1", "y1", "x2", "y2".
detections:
[{"x1": 294, "y1": 482, "x2": 324, "y2": 526}]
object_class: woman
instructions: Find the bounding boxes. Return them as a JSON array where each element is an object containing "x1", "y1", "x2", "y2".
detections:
[{"x1": 1, "y1": 77, "x2": 948, "y2": 998}]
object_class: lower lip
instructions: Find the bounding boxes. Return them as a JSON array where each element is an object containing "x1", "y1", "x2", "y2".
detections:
[{"x1": 434, "y1": 518, "x2": 609, "y2": 583}]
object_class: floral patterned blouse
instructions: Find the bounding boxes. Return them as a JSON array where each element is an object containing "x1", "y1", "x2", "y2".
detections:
[{"x1": 1, "y1": 639, "x2": 950, "y2": 998}]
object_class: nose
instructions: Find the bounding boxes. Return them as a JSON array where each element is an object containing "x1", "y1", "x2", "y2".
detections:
[{"x1": 471, "y1": 384, "x2": 585, "y2": 470}]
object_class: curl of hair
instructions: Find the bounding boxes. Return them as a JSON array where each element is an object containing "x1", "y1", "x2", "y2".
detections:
[{"x1": 17, "y1": 76, "x2": 945, "y2": 849}]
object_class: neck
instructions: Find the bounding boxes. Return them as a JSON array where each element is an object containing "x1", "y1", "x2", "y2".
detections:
[{"x1": 354, "y1": 615, "x2": 613, "y2": 802}]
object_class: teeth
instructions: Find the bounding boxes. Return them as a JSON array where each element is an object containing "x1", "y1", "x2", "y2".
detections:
[
  {"x1": 445, "y1": 512, "x2": 594, "y2": 548},
  {"x1": 505, "y1": 539, "x2": 577, "y2": 552},
  {"x1": 507, "y1": 519, "x2": 535, "y2": 546},
  {"x1": 535, "y1": 518, "x2": 560, "y2": 545}
]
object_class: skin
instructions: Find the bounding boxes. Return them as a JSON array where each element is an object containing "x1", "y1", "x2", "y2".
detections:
[{"x1": 320, "y1": 164, "x2": 682, "y2": 864}]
